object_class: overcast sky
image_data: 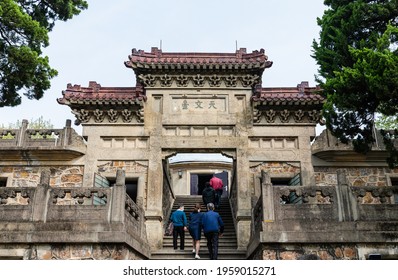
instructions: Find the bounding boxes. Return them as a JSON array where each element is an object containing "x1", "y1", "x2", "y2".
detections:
[{"x1": 1, "y1": 0, "x2": 326, "y2": 133}]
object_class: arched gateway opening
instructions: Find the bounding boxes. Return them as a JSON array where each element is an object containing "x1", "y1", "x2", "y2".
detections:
[{"x1": 167, "y1": 153, "x2": 232, "y2": 196}]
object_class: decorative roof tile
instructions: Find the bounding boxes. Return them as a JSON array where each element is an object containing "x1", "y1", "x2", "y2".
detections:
[
  {"x1": 57, "y1": 81, "x2": 146, "y2": 106},
  {"x1": 252, "y1": 82, "x2": 324, "y2": 106},
  {"x1": 125, "y1": 47, "x2": 273, "y2": 73}
]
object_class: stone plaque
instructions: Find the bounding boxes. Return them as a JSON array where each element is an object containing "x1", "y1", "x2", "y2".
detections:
[{"x1": 172, "y1": 96, "x2": 227, "y2": 113}]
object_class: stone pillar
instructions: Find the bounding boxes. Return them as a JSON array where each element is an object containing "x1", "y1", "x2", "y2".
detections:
[
  {"x1": 136, "y1": 176, "x2": 145, "y2": 208},
  {"x1": 144, "y1": 91, "x2": 164, "y2": 250},
  {"x1": 336, "y1": 169, "x2": 358, "y2": 221},
  {"x1": 17, "y1": 119, "x2": 29, "y2": 147},
  {"x1": 81, "y1": 131, "x2": 101, "y2": 188},
  {"x1": 32, "y1": 170, "x2": 51, "y2": 222},
  {"x1": 261, "y1": 171, "x2": 275, "y2": 222},
  {"x1": 62, "y1": 119, "x2": 72, "y2": 146},
  {"x1": 109, "y1": 169, "x2": 126, "y2": 223},
  {"x1": 298, "y1": 135, "x2": 315, "y2": 186},
  {"x1": 235, "y1": 148, "x2": 252, "y2": 249},
  {"x1": 145, "y1": 147, "x2": 164, "y2": 249}
]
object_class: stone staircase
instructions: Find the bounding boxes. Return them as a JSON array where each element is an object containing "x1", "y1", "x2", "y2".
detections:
[{"x1": 150, "y1": 195, "x2": 247, "y2": 260}]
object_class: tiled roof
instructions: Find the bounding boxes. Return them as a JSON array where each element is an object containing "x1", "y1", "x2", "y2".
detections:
[
  {"x1": 125, "y1": 47, "x2": 273, "y2": 72},
  {"x1": 57, "y1": 81, "x2": 146, "y2": 106},
  {"x1": 253, "y1": 82, "x2": 324, "y2": 106}
]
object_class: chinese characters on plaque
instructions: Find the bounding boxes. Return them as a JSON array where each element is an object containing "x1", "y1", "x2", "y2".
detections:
[{"x1": 173, "y1": 97, "x2": 225, "y2": 112}]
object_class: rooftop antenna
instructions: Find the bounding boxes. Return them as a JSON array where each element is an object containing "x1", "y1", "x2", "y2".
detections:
[
  {"x1": 160, "y1": 40, "x2": 162, "y2": 51},
  {"x1": 235, "y1": 40, "x2": 238, "y2": 51}
]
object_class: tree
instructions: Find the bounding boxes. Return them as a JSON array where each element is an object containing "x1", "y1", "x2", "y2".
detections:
[
  {"x1": 375, "y1": 115, "x2": 398, "y2": 130},
  {"x1": 1, "y1": 116, "x2": 54, "y2": 139},
  {"x1": 0, "y1": 0, "x2": 88, "y2": 107},
  {"x1": 312, "y1": 0, "x2": 398, "y2": 168},
  {"x1": 1, "y1": 115, "x2": 54, "y2": 129}
]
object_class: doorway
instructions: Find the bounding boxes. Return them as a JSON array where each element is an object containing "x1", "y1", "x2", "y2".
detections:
[
  {"x1": 190, "y1": 171, "x2": 229, "y2": 197},
  {"x1": 190, "y1": 173, "x2": 212, "y2": 195}
]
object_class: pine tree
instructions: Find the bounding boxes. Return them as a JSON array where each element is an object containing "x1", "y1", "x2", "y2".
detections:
[
  {"x1": 0, "y1": 0, "x2": 88, "y2": 107},
  {"x1": 312, "y1": 0, "x2": 398, "y2": 168}
]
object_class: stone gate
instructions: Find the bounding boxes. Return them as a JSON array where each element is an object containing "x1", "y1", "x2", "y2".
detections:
[{"x1": 57, "y1": 47, "x2": 323, "y2": 249}]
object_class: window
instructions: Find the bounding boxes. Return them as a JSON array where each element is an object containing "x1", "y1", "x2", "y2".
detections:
[
  {"x1": 389, "y1": 177, "x2": 398, "y2": 204},
  {"x1": 92, "y1": 173, "x2": 110, "y2": 205},
  {"x1": 94, "y1": 173, "x2": 111, "y2": 188},
  {"x1": 93, "y1": 173, "x2": 137, "y2": 203},
  {"x1": 271, "y1": 178, "x2": 292, "y2": 186},
  {"x1": 106, "y1": 178, "x2": 138, "y2": 202},
  {"x1": 125, "y1": 180, "x2": 138, "y2": 203},
  {"x1": 0, "y1": 177, "x2": 7, "y2": 187},
  {"x1": 271, "y1": 173, "x2": 301, "y2": 186},
  {"x1": 391, "y1": 177, "x2": 398, "y2": 187}
]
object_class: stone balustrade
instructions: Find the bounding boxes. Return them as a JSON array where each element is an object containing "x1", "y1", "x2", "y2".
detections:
[
  {"x1": 253, "y1": 171, "x2": 398, "y2": 226},
  {"x1": 0, "y1": 169, "x2": 149, "y2": 258},
  {"x1": 0, "y1": 119, "x2": 75, "y2": 148},
  {"x1": 247, "y1": 170, "x2": 398, "y2": 259},
  {"x1": 0, "y1": 119, "x2": 86, "y2": 161}
]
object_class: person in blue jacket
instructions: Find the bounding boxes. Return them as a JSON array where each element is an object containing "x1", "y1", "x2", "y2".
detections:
[
  {"x1": 189, "y1": 203, "x2": 203, "y2": 259},
  {"x1": 170, "y1": 204, "x2": 188, "y2": 250},
  {"x1": 202, "y1": 202, "x2": 224, "y2": 260}
]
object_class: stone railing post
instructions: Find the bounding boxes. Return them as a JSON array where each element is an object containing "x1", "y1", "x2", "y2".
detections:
[
  {"x1": 62, "y1": 119, "x2": 72, "y2": 146},
  {"x1": 261, "y1": 170, "x2": 275, "y2": 223},
  {"x1": 32, "y1": 170, "x2": 51, "y2": 222},
  {"x1": 109, "y1": 169, "x2": 126, "y2": 222},
  {"x1": 17, "y1": 119, "x2": 29, "y2": 147},
  {"x1": 336, "y1": 169, "x2": 358, "y2": 221}
]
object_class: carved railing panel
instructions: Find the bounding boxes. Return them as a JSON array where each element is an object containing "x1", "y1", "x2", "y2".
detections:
[
  {"x1": 51, "y1": 188, "x2": 108, "y2": 205},
  {"x1": 279, "y1": 186, "x2": 335, "y2": 205},
  {"x1": 252, "y1": 196, "x2": 263, "y2": 234},
  {"x1": 0, "y1": 120, "x2": 78, "y2": 148},
  {"x1": 0, "y1": 129, "x2": 17, "y2": 139},
  {"x1": 0, "y1": 187, "x2": 35, "y2": 205},
  {"x1": 350, "y1": 186, "x2": 398, "y2": 204},
  {"x1": 273, "y1": 185, "x2": 338, "y2": 221},
  {"x1": 0, "y1": 187, "x2": 35, "y2": 222},
  {"x1": 125, "y1": 194, "x2": 140, "y2": 220},
  {"x1": 125, "y1": 194, "x2": 147, "y2": 242}
]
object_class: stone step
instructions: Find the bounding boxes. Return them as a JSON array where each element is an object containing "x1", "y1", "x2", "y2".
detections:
[
  {"x1": 153, "y1": 195, "x2": 243, "y2": 260},
  {"x1": 162, "y1": 239, "x2": 238, "y2": 247},
  {"x1": 151, "y1": 249, "x2": 247, "y2": 260}
]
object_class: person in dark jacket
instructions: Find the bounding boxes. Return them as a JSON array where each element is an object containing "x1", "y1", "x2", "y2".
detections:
[
  {"x1": 170, "y1": 204, "x2": 187, "y2": 250},
  {"x1": 202, "y1": 182, "x2": 215, "y2": 206},
  {"x1": 189, "y1": 203, "x2": 203, "y2": 259},
  {"x1": 202, "y1": 202, "x2": 224, "y2": 260}
]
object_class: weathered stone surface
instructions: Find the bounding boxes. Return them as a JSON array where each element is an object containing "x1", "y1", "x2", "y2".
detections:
[
  {"x1": 262, "y1": 250, "x2": 277, "y2": 260},
  {"x1": 1, "y1": 48, "x2": 398, "y2": 260}
]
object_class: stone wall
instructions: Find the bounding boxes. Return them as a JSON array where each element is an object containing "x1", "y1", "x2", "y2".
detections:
[
  {"x1": 250, "y1": 243, "x2": 398, "y2": 260},
  {"x1": 250, "y1": 244, "x2": 358, "y2": 260},
  {"x1": 314, "y1": 167, "x2": 398, "y2": 204},
  {"x1": 0, "y1": 166, "x2": 84, "y2": 189},
  {"x1": 0, "y1": 244, "x2": 145, "y2": 260},
  {"x1": 314, "y1": 167, "x2": 397, "y2": 187},
  {"x1": 250, "y1": 162, "x2": 301, "y2": 176},
  {"x1": 97, "y1": 160, "x2": 148, "y2": 174}
]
